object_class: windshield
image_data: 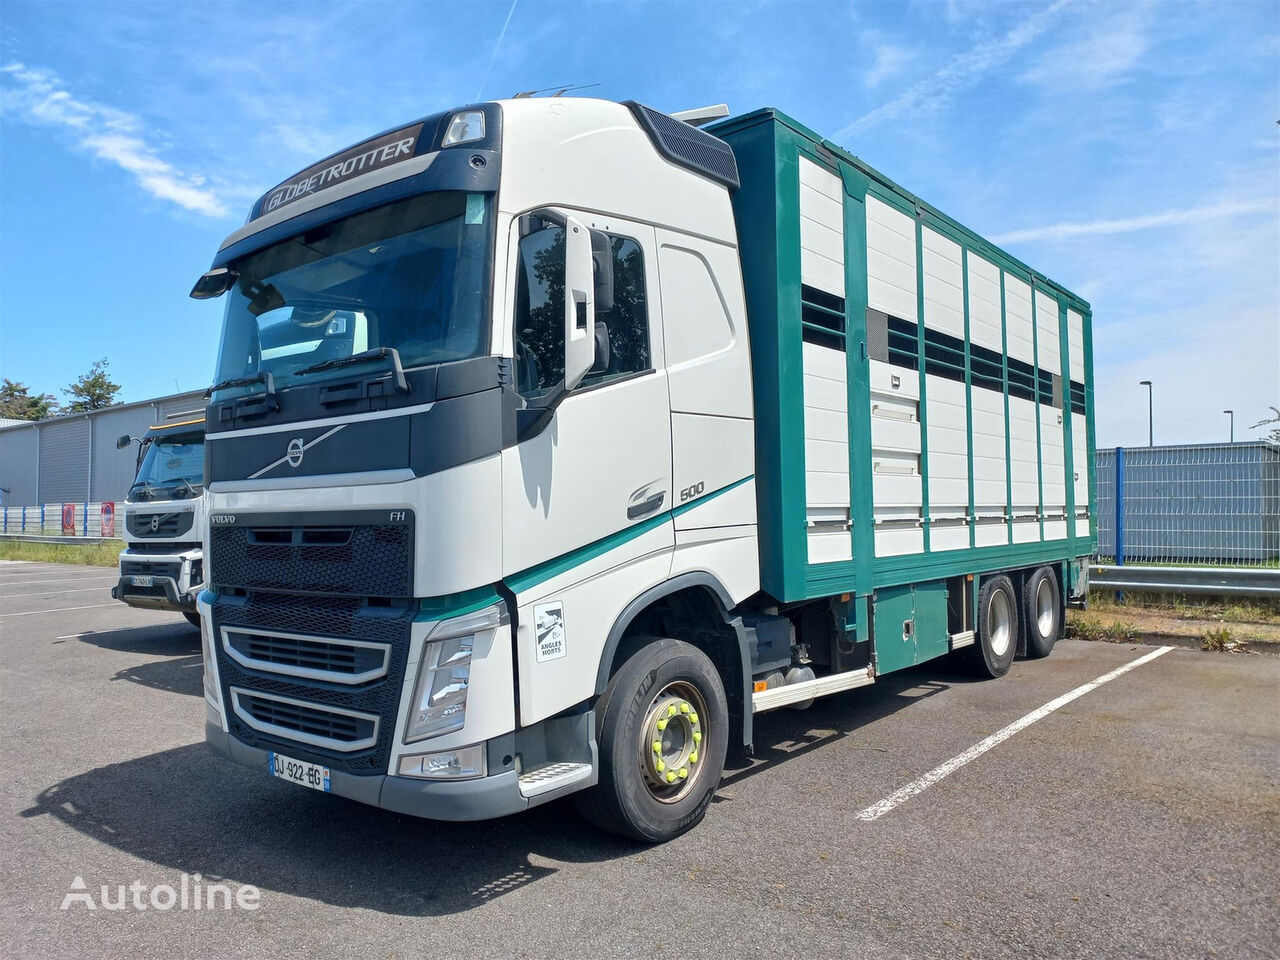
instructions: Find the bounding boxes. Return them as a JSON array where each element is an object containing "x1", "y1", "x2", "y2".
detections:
[
  {"x1": 132, "y1": 432, "x2": 204, "y2": 501},
  {"x1": 212, "y1": 191, "x2": 493, "y2": 397}
]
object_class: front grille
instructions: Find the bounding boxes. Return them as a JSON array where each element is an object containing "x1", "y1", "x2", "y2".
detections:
[
  {"x1": 128, "y1": 511, "x2": 194, "y2": 538},
  {"x1": 212, "y1": 591, "x2": 413, "y2": 774},
  {"x1": 224, "y1": 628, "x2": 389, "y2": 683},
  {"x1": 121, "y1": 560, "x2": 182, "y2": 581},
  {"x1": 231, "y1": 688, "x2": 378, "y2": 751},
  {"x1": 210, "y1": 515, "x2": 413, "y2": 597}
]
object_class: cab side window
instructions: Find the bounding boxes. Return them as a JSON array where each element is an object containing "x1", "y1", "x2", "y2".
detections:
[{"x1": 513, "y1": 224, "x2": 651, "y2": 400}]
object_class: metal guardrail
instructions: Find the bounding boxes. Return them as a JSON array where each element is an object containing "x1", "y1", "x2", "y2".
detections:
[{"x1": 1090, "y1": 564, "x2": 1280, "y2": 598}]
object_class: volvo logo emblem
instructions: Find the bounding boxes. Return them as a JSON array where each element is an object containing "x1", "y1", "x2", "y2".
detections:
[
  {"x1": 286, "y1": 437, "x2": 305, "y2": 468},
  {"x1": 150, "y1": 515, "x2": 160, "y2": 532}
]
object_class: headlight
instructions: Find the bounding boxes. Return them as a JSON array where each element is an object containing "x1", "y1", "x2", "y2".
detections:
[
  {"x1": 441, "y1": 110, "x2": 485, "y2": 147},
  {"x1": 397, "y1": 745, "x2": 487, "y2": 780},
  {"x1": 404, "y1": 602, "x2": 506, "y2": 742}
]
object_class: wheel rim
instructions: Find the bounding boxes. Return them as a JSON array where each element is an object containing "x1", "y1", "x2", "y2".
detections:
[
  {"x1": 1035, "y1": 578, "x2": 1056, "y2": 638},
  {"x1": 987, "y1": 589, "x2": 1013, "y2": 657},
  {"x1": 638, "y1": 680, "x2": 709, "y2": 804}
]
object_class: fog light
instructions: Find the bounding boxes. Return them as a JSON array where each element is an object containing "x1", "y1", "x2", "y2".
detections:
[{"x1": 398, "y1": 745, "x2": 487, "y2": 780}]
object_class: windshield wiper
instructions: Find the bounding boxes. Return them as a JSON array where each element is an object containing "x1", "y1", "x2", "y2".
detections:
[
  {"x1": 298, "y1": 347, "x2": 410, "y2": 394},
  {"x1": 206, "y1": 370, "x2": 278, "y2": 414}
]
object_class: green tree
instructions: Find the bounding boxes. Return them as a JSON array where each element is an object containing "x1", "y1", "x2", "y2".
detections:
[
  {"x1": 62, "y1": 358, "x2": 122, "y2": 413},
  {"x1": 1253, "y1": 406, "x2": 1280, "y2": 444},
  {"x1": 0, "y1": 379, "x2": 57, "y2": 420}
]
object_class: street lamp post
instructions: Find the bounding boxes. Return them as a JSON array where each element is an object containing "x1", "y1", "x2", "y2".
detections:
[
  {"x1": 1224, "y1": 409, "x2": 1234, "y2": 442},
  {"x1": 1139, "y1": 380, "x2": 1153, "y2": 447}
]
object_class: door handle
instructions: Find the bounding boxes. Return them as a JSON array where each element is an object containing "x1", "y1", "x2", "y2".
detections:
[{"x1": 627, "y1": 492, "x2": 665, "y2": 520}]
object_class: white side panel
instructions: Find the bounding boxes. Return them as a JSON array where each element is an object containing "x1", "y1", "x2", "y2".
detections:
[
  {"x1": 513, "y1": 527, "x2": 674, "y2": 726},
  {"x1": 1067, "y1": 308, "x2": 1085, "y2": 383},
  {"x1": 799, "y1": 157, "x2": 845, "y2": 298},
  {"x1": 925, "y1": 374, "x2": 969, "y2": 552},
  {"x1": 1004, "y1": 274, "x2": 1034, "y2": 366},
  {"x1": 1009, "y1": 394, "x2": 1040, "y2": 544},
  {"x1": 1071, "y1": 412, "x2": 1089, "y2": 537},
  {"x1": 922, "y1": 227, "x2": 964, "y2": 339},
  {"x1": 671, "y1": 414, "x2": 756, "y2": 528},
  {"x1": 866, "y1": 195, "x2": 917, "y2": 322},
  {"x1": 1035, "y1": 290, "x2": 1061, "y2": 376},
  {"x1": 659, "y1": 237, "x2": 754, "y2": 419},
  {"x1": 1040, "y1": 405, "x2": 1067, "y2": 516},
  {"x1": 670, "y1": 524, "x2": 761, "y2": 607},
  {"x1": 967, "y1": 253, "x2": 1002, "y2": 354},
  {"x1": 970, "y1": 388, "x2": 1007, "y2": 521},
  {"x1": 869, "y1": 358, "x2": 923, "y2": 556},
  {"x1": 803, "y1": 341, "x2": 851, "y2": 563}
]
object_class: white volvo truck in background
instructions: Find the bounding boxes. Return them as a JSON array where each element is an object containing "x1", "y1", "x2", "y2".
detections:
[
  {"x1": 112, "y1": 415, "x2": 206, "y2": 627},
  {"x1": 192, "y1": 98, "x2": 1096, "y2": 841}
]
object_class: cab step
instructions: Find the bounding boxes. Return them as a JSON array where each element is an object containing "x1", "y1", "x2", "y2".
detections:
[{"x1": 518, "y1": 761, "x2": 593, "y2": 799}]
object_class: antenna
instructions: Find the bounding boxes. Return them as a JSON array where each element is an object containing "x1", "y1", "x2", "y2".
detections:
[
  {"x1": 669, "y1": 103, "x2": 731, "y2": 127},
  {"x1": 512, "y1": 82, "x2": 601, "y2": 99}
]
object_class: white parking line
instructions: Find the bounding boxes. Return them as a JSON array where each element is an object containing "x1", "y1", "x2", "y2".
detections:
[
  {"x1": 0, "y1": 576, "x2": 117, "y2": 586},
  {"x1": 0, "y1": 602, "x2": 121, "y2": 619},
  {"x1": 0, "y1": 587, "x2": 113, "y2": 600},
  {"x1": 856, "y1": 645, "x2": 1176, "y2": 822}
]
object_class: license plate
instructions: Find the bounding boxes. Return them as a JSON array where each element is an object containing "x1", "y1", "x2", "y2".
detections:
[
  {"x1": 131, "y1": 575, "x2": 154, "y2": 587},
  {"x1": 269, "y1": 752, "x2": 331, "y2": 793}
]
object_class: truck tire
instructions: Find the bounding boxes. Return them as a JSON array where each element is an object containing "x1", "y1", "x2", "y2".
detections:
[
  {"x1": 183, "y1": 611, "x2": 201, "y2": 629},
  {"x1": 1022, "y1": 566, "x2": 1061, "y2": 659},
  {"x1": 574, "y1": 638, "x2": 728, "y2": 843},
  {"x1": 968, "y1": 575, "x2": 1018, "y2": 678}
]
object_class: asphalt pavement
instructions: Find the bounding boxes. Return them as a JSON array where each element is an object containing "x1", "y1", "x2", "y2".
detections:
[{"x1": 1, "y1": 560, "x2": 1276, "y2": 959}]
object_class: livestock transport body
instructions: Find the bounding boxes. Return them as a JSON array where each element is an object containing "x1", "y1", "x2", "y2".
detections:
[{"x1": 192, "y1": 98, "x2": 1095, "y2": 841}]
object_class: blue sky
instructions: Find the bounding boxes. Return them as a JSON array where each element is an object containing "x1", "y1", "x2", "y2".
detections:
[{"x1": 1, "y1": 0, "x2": 1276, "y2": 445}]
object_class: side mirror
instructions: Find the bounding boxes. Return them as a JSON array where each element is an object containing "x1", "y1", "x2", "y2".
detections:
[
  {"x1": 590, "y1": 322, "x2": 611, "y2": 375},
  {"x1": 116, "y1": 435, "x2": 133, "y2": 450},
  {"x1": 590, "y1": 229, "x2": 614, "y2": 313},
  {"x1": 190, "y1": 267, "x2": 239, "y2": 300},
  {"x1": 563, "y1": 216, "x2": 595, "y2": 391}
]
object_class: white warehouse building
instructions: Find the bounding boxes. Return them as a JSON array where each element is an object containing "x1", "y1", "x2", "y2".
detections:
[{"x1": 0, "y1": 390, "x2": 207, "y2": 508}]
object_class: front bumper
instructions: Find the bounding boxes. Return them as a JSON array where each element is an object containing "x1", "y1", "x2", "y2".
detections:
[
  {"x1": 114, "y1": 547, "x2": 203, "y2": 612},
  {"x1": 205, "y1": 709, "x2": 596, "y2": 821}
]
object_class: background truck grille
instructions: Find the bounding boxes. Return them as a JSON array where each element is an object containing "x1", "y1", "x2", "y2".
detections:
[
  {"x1": 211, "y1": 591, "x2": 413, "y2": 774},
  {"x1": 231, "y1": 689, "x2": 378, "y2": 751},
  {"x1": 121, "y1": 560, "x2": 182, "y2": 581},
  {"x1": 128, "y1": 511, "x2": 194, "y2": 538},
  {"x1": 210, "y1": 514, "x2": 413, "y2": 598}
]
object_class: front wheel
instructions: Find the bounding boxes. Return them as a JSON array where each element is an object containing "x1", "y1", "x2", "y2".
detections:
[{"x1": 574, "y1": 638, "x2": 728, "y2": 843}]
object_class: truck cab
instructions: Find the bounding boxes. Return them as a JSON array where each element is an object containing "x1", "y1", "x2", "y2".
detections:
[{"x1": 112, "y1": 416, "x2": 207, "y2": 626}]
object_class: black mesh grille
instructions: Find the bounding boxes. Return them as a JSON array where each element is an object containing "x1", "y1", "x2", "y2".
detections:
[
  {"x1": 210, "y1": 518, "x2": 413, "y2": 597},
  {"x1": 128, "y1": 511, "x2": 194, "y2": 538},
  {"x1": 212, "y1": 592, "x2": 413, "y2": 774},
  {"x1": 235, "y1": 691, "x2": 376, "y2": 745},
  {"x1": 122, "y1": 560, "x2": 182, "y2": 581},
  {"x1": 226, "y1": 629, "x2": 387, "y2": 677},
  {"x1": 627, "y1": 102, "x2": 740, "y2": 190}
]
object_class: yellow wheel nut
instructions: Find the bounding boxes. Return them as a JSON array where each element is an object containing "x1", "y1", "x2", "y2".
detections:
[
  {"x1": 667, "y1": 705, "x2": 677, "y2": 717},
  {"x1": 678, "y1": 768, "x2": 689, "y2": 779},
  {"x1": 689, "y1": 713, "x2": 699, "y2": 725},
  {"x1": 689, "y1": 751, "x2": 698, "y2": 764},
  {"x1": 665, "y1": 771, "x2": 677, "y2": 783},
  {"x1": 656, "y1": 759, "x2": 665, "y2": 773},
  {"x1": 656, "y1": 718, "x2": 668, "y2": 731},
  {"x1": 653, "y1": 740, "x2": 662, "y2": 754},
  {"x1": 693, "y1": 731, "x2": 702, "y2": 744},
  {"x1": 680, "y1": 702, "x2": 690, "y2": 714}
]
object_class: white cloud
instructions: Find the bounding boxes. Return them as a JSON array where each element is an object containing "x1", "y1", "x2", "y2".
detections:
[
  {"x1": 0, "y1": 62, "x2": 230, "y2": 218},
  {"x1": 1021, "y1": 4, "x2": 1152, "y2": 91},
  {"x1": 835, "y1": 0, "x2": 1075, "y2": 138},
  {"x1": 991, "y1": 199, "x2": 1276, "y2": 245},
  {"x1": 863, "y1": 40, "x2": 915, "y2": 89}
]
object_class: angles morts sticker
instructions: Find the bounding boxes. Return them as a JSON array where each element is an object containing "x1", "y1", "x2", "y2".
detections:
[{"x1": 533, "y1": 601, "x2": 566, "y2": 663}]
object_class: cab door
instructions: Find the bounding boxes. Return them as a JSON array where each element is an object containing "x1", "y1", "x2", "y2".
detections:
[{"x1": 499, "y1": 211, "x2": 674, "y2": 724}]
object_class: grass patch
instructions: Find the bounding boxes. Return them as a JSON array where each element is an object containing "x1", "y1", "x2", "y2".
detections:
[
  {"x1": 1068, "y1": 618, "x2": 1140, "y2": 644},
  {"x1": 1089, "y1": 590, "x2": 1280, "y2": 624},
  {"x1": 0, "y1": 539, "x2": 122, "y2": 567},
  {"x1": 1201, "y1": 626, "x2": 1249, "y2": 653}
]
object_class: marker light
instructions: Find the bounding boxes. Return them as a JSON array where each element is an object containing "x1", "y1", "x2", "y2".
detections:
[{"x1": 442, "y1": 110, "x2": 485, "y2": 147}]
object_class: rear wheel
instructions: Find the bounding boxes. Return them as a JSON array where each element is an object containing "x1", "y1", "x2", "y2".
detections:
[
  {"x1": 1022, "y1": 566, "x2": 1061, "y2": 658},
  {"x1": 574, "y1": 638, "x2": 728, "y2": 843},
  {"x1": 968, "y1": 575, "x2": 1017, "y2": 678},
  {"x1": 183, "y1": 611, "x2": 201, "y2": 629}
]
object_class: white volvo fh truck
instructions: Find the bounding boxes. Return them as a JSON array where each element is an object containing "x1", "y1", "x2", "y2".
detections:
[
  {"x1": 193, "y1": 99, "x2": 1095, "y2": 841},
  {"x1": 112, "y1": 415, "x2": 207, "y2": 627}
]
